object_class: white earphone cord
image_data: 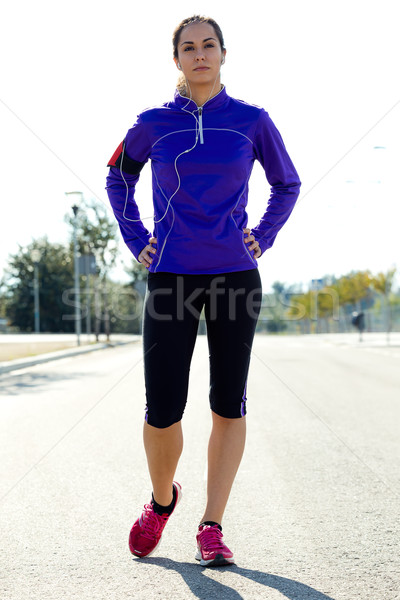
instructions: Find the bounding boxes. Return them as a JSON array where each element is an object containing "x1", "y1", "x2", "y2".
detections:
[{"x1": 121, "y1": 60, "x2": 223, "y2": 227}]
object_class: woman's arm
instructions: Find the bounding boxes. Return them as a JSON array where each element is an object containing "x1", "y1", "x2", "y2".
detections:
[
  {"x1": 105, "y1": 115, "x2": 153, "y2": 260},
  {"x1": 251, "y1": 109, "x2": 301, "y2": 254}
]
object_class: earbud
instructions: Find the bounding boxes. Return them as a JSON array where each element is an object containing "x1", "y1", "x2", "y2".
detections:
[
  {"x1": 221, "y1": 57, "x2": 225, "y2": 64},
  {"x1": 178, "y1": 63, "x2": 182, "y2": 70}
]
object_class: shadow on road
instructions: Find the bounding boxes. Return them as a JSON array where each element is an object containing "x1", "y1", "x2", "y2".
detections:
[
  {"x1": 0, "y1": 370, "x2": 83, "y2": 396},
  {"x1": 134, "y1": 557, "x2": 336, "y2": 600}
]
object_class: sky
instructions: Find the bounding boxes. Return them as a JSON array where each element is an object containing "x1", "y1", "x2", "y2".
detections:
[{"x1": 1, "y1": 0, "x2": 399, "y2": 293}]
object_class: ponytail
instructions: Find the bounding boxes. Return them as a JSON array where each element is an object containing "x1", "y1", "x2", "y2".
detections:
[{"x1": 176, "y1": 74, "x2": 187, "y2": 96}]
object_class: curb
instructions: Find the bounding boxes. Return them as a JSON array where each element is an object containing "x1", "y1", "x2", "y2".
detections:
[{"x1": 0, "y1": 339, "x2": 140, "y2": 375}]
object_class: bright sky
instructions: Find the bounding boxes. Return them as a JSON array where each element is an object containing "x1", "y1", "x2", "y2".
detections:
[{"x1": 1, "y1": 0, "x2": 399, "y2": 292}]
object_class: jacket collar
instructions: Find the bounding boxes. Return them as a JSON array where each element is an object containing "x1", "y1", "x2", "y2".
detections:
[{"x1": 173, "y1": 85, "x2": 229, "y2": 112}]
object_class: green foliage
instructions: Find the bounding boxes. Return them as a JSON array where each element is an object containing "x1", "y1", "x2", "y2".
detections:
[
  {"x1": 64, "y1": 197, "x2": 119, "y2": 276},
  {"x1": 3, "y1": 238, "x2": 75, "y2": 332},
  {"x1": 258, "y1": 280, "x2": 301, "y2": 333},
  {"x1": 0, "y1": 280, "x2": 7, "y2": 319},
  {"x1": 285, "y1": 271, "x2": 375, "y2": 324},
  {"x1": 124, "y1": 259, "x2": 149, "y2": 283},
  {"x1": 107, "y1": 280, "x2": 144, "y2": 334},
  {"x1": 287, "y1": 290, "x2": 314, "y2": 321},
  {"x1": 265, "y1": 317, "x2": 287, "y2": 333},
  {"x1": 63, "y1": 197, "x2": 121, "y2": 339},
  {"x1": 371, "y1": 268, "x2": 397, "y2": 298},
  {"x1": 335, "y1": 270, "x2": 373, "y2": 308},
  {"x1": 3, "y1": 197, "x2": 122, "y2": 333},
  {"x1": 283, "y1": 269, "x2": 400, "y2": 335}
]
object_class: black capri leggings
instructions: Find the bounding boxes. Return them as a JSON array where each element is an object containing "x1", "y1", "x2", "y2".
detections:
[{"x1": 143, "y1": 268, "x2": 262, "y2": 428}]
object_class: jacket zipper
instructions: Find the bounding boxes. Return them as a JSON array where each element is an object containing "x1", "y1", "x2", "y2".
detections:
[{"x1": 198, "y1": 107, "x2": 204, "y2": 144}]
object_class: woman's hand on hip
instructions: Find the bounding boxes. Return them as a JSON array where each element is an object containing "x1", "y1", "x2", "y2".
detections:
[
  {"x1": 243, "y1": 228, "x2": 262, "y2": 258},
  {"x1": 138, "y1": 237, "x2": 157, "y2": 268}
]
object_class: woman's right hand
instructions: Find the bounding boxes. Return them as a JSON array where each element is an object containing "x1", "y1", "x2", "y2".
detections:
[{"x1": 138, "y1": 237, "x2": 157, "y2": 268}]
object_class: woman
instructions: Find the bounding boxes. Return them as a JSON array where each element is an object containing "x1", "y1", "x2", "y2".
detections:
[{"x1": 106, "y1": 15, "x2": 301, "y2": 567}]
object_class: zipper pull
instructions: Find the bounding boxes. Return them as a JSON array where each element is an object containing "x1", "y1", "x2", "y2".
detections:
[{"x1": 198, "y1": 107, "x2": 204, "y2": 144}]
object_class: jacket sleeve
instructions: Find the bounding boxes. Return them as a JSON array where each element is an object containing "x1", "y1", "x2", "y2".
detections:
[
  {"x1": 105, "y1": 115, "x2": 152, "y2": 260},
  {"x1": 251, "y1": 109, "x2": 301, "y2": 254}
]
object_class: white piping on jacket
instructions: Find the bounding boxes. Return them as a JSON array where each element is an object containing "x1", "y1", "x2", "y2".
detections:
[
  {"x1": 153, "y1": 120, "x2": 201, "y2": 271},
  {"x1": 120, "y1": 86, "x2": 255, "y2": 270},
  {"x1": 230, "y1": 166, "x2": 258, "y2": 266}
]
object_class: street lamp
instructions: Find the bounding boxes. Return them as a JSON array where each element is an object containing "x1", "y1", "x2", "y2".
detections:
[
  {"x1": 31, "y1": 248, "x2": 41, "y2": 333},
  {"x1": 65, "y1": 191, "x2": 83, "y2": 346}
]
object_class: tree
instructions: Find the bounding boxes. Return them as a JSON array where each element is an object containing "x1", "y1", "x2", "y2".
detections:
[
  {"x1": 315, "y1": 285, "x2": 340, "y2": 332},
  {"x1": 371, "y1": 268, "x2": 396, "y2": 297},
  {"x1": 371, "y1": 267, "x2": 397, "y2": 338},
  {"x1": 286, "y1": 290, "x2": 314, "y2": 333},
  {"x1": 121, "y1": 259, "x2": 149, "y2": 333},
  {"x1": 124, "y1": 259, "x2": 149, "y2": 284},
  {"x1": 258, "y1": 281, "x2": 302, "y2": 333},
  {"x1": 107, "y1": 279, "x2": 144, "y2": 334},
  {"x1": 336, "y1": 270, "x2": 373, "y2": 310},
  {"x1": 64, "y1": 197, "x2": 119, "y2": 340},
  {"x1": 0, "y1": 280, "x2": 7, "y2": 319},
  {"x1": 0, "y1": 279, "x2": 9, "y2": 332},
  {"x1": 3, "y1": 238, "x2": 75, "y2": 332},
  {"x1": 64, "y1": 198, "x2": 119, "y2": 276},
  {"x1": 271, "y1": 281, "x2": 286, "y2": 297},
  {"x1": 284, "y1": 282, "x2": 340, "y2": 333}
]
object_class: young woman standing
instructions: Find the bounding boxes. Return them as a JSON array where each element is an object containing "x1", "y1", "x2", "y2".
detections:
[{"x1": 106, "y1": 15, "x2": 301, "y2": 567}]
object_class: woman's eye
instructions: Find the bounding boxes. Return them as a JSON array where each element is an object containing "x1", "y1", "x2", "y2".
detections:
[{"x1": 183, "y1": 43, "x2": 214, "y2": 52}]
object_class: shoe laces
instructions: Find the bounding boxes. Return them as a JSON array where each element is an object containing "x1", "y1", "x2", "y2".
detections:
[
  {"x1": 141, "y1": 504, "x2": 168, "y2": 540},
  {"x1": 198, "y1": 525, "x2": 225, "y2": 552}
]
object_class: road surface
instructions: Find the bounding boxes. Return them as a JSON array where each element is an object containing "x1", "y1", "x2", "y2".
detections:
[{"x1": 1, "y1": 335, "x2": 399, "y2": 599}]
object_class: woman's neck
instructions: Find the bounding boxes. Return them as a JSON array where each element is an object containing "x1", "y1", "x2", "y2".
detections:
[{"x1": 182, "y1": 81, "x2": 223, "y2": 107}]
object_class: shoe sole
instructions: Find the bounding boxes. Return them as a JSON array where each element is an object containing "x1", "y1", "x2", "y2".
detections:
[
  {"x1": 131, "y1": 537, "x2": 162, "y2": 558},
  {"x1": 195, "y1": 550, "x2": 235, "y2": 567},
  {"x1": 130, "y1": 481, "x2": 182, "y2": 558}
]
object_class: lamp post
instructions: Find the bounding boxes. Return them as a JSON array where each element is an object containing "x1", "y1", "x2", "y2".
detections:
[
  {"x1": 31, "y1": 248, "x2": 41, "y2": 333},
  {"x1": 65, "y1": 191, "x2": 83, "y2": 346},
  {"x1": 80, "y1": 248, "x2": 97, "y2": 342},
  {"x1": 84, "y1": 246, "x2": 91, "y2": 342}
]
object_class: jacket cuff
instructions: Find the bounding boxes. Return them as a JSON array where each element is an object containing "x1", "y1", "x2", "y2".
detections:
[{"x1": 251, "y1": 231, "x2": 270, "y2": 255}]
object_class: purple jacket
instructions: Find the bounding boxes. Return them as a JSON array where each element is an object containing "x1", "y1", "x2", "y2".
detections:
[{"x1": 106, "y1": 86, "x2": 301, "y2": 274}]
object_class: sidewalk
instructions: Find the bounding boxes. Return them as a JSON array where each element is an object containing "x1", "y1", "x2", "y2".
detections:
[{"x1": 0, "y1": 334, "x2": 141, "y2": 374}]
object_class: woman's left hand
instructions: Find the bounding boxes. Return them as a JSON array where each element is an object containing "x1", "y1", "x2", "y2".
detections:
[{"x1": 243, "y1": 228, "x2": 262, "y2": 258}]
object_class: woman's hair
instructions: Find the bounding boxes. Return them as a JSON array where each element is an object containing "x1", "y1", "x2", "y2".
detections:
[{"x1": 172, "y1": 15, "x2": 226, "y2": 96}]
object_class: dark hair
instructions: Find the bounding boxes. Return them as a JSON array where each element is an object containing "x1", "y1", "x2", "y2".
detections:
[
  {"x1": 172, "y1": 15, "x2": 226, "y2": 59},
  {"x1": 172, "y1": 15, "x2": 226, "y2": 95}
]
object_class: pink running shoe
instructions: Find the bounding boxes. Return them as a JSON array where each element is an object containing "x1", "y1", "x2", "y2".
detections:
[
  {"x1": 195, "y1": 524, "x2": 235, "y2": 567},
  {"x1": 129, "y1": 481, "x2": 182, "y2": 558}
]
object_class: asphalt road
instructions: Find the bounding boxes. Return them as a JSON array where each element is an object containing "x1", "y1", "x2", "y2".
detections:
[{"x1": 1, "y1": 335, "x2": 399, "y2": 600}]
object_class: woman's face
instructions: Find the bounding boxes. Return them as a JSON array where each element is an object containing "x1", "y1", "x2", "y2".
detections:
[{"x1": 175, "y1": 22, "x2": 225, "y2": 88}]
